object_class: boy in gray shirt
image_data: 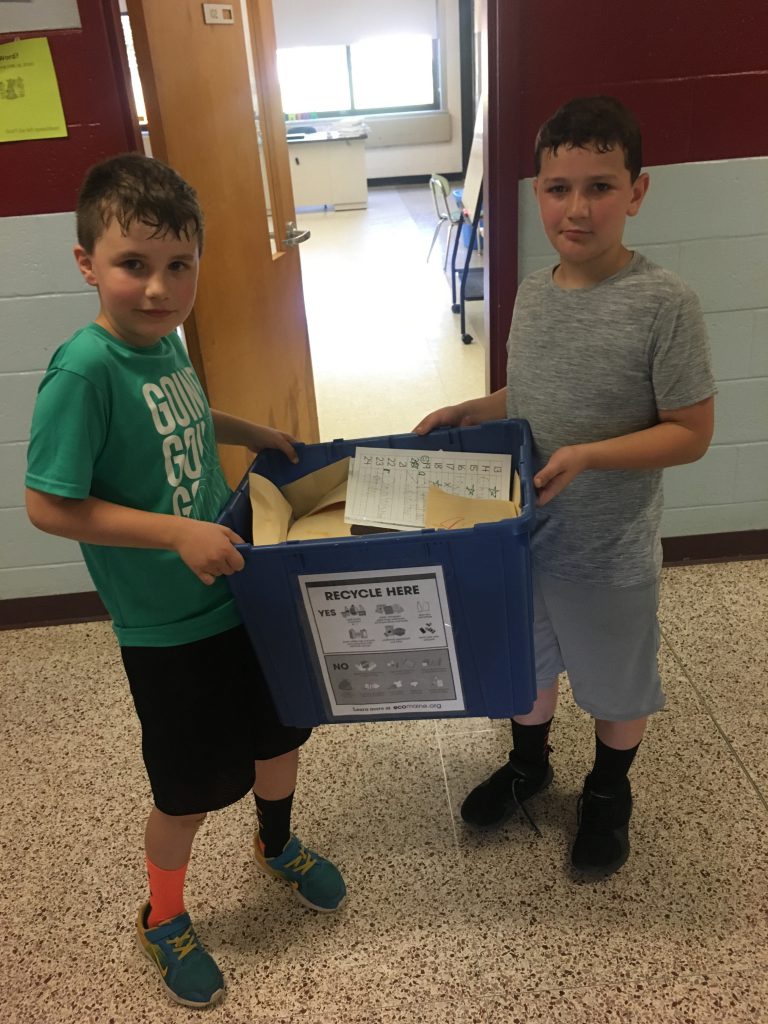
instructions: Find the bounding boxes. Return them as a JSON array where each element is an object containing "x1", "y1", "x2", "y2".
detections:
[{"x1": 414, "y1": 96, "x2": 715, "y2": 877}]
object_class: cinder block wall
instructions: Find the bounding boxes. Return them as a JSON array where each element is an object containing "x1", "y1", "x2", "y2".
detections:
[
  {"x1": 0, "y1": 1, "x2": 140, "y2": 603},
  {"x1": 0, "y1": 214, "x2": 98, "y2": 599},
  {"x1": 517, "y1": 157, "x2": 768, "y2": 537}
]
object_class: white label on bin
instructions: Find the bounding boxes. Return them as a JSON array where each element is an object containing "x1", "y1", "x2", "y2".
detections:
[{"x1": 298, "y1": 566, "x2": 464, "y2": 718}]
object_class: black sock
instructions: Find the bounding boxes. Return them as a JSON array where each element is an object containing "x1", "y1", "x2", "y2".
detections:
[
  {"x1": 253, "y1": 792, "x2": 294, "y2": 857},
  {"x1": 589, "y1": 735, "x2": 639, "y2": 794},
  {"x1": 510, "y1": 717, "x2": 553, "y2": 766}
]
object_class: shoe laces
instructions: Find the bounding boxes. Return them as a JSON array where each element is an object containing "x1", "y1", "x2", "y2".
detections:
[
  {"x1": 167, "y1": 926, "x2": 198, "y2": 961},
  {"x1": 282, "y1": 842, "x2": 317, "y2": 877},
  {"x1": 512, "y1": 778, "x2": 543, "y2": 838},
  {"x1": 507, "y1": 744, "x2": 552, "y2": 839}
]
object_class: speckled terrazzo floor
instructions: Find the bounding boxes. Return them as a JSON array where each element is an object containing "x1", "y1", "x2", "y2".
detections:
[{"x1": 1, "y1": 560, "x2": 766, "y2": 1023}]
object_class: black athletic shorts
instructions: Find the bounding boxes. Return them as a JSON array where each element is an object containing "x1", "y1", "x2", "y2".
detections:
[{"x1": 121, "y1": 624, "x2": 311, "y2": 816}]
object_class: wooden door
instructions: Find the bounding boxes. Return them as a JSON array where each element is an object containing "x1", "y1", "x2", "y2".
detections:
[{"x1": 126, "y1": 0, "x2": 319, "y2": 486}]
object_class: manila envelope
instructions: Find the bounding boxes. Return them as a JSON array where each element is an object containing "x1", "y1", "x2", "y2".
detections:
[
  {"x1": 280, "y1": 457, "x2": 351, "y2": 518},
  {"x1": 249, "y1": 474, "x2": 293, "y2": 546},
  {"x1": 424, "y1": 483, "x2": 519, "y2": 531},
  {"x1": 286, "y1": 479, "x2": 353, "y2": 541}
]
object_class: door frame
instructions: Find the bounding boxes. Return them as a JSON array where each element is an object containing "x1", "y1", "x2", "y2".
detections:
[{"x1": 484, "y1": 0, "x2": 522, "y2": 391}]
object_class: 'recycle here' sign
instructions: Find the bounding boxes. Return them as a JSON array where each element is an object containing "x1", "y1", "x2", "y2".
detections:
[{"x1": 298, "y1": 566, "x2": 465, "y2": 718}]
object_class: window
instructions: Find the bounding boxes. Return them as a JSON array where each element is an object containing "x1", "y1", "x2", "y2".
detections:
[
  {"x1": 277, "y1": 45, "x2": 351, "y2": 115},
  {"x1": 277, "y1": 34, "x2": 439, "y2": 119}
]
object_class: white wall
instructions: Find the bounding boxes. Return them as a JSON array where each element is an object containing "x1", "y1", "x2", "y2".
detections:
[
  {"x1": 0, "y1": 213, "x2": 98, "y2": 599},
  {"x1": 517, "y1": 156, "x2": 768, "y2": 537}
]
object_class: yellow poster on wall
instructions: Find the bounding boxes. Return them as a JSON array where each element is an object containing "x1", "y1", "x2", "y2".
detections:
[{"x1": 0, "y1": 37, "x2": 67, "y2": 143}]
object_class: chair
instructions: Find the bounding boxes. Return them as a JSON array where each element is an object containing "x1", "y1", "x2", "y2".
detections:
[
  {"x1": 426, "y1": 174, "x2": 462, "y2": 269},
  {"x1": 449, "y1": 180, "x2": 484, "y2": 344}
]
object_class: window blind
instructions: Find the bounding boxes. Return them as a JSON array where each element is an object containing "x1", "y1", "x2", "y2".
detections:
[{"x1": 273, "y1": 0, "x2": 438, "y2": 48}]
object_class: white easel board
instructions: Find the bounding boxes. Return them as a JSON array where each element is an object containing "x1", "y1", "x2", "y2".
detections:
[{"x1": 462, "y1": 99, "x2": 484, "y2": 222}]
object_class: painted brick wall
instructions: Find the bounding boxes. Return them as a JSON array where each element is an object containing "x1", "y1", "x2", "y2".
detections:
[
  {"x1": 0, "y1": 214, "x2": 98, "y2": 599},
  {"x1": 515, "y1": 0, "x2": 768, "y2": 175},
  {"x1": 496, "y1": 0, "x2": 768, "y2": 540},
  {"x1": 0, "y1": 0, "x2": 140, "y2": 216},
  {"x1": 0, "y1": 0, "x2": 138, "y2": 601},
  {"x1": 2, "y1": 1, "x2": 767, "y2": 603},
  {"x1": 517, "y1": 157, "x2": 768, "y2": 537}
]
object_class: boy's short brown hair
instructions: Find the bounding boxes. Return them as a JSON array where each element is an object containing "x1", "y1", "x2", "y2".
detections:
[
  {"x1": 534, "y1": 96, "x2": 643, "y2": 182},
  {"x1": 76, "y1": 153, "x2": 204, "y2": 253}
]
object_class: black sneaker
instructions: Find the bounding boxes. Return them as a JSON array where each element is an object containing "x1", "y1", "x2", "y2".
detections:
[
  {"x1": 460, "y1": 752, "x2": 553, "y2": 831},
  {"x1": 571, "y1": 775, "x2": 632, "y2": 877}
]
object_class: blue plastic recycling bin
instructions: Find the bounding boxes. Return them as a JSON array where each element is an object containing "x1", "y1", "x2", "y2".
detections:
[{"x1": 218, "y1": 420, "x2": 537, "y2": 727}]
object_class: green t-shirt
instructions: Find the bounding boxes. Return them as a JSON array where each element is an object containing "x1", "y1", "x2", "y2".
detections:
[{"x1": 26, "y1": 324, "x2": 241, "y2": 646}]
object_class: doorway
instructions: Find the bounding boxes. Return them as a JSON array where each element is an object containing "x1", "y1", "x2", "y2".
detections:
[
  {"x1": 299, "y1": 184, "x2": 487, "y2": 441},
  {"x1": 269, "y1": 0, "x2": 488, "y2": 439},
  {"x1": 120, "y1": 0, "x2": 490, "y2": 447}
]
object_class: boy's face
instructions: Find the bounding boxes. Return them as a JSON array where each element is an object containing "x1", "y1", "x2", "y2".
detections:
[
  {"x1": 533, "y1": 143, "x2": 649, "y2": 285},
  {"x1": 74, "y1": 218, "x2": 200, "y2": 348}
]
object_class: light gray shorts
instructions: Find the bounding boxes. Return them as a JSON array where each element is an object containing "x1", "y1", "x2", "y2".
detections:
[{"x1": 532, "y1": 569, "x2": 664, "y2": 721}]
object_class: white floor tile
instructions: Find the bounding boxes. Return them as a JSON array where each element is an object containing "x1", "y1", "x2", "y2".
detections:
[{"x1": 298, "y1": 186, "x2": 488, "y2": 442}]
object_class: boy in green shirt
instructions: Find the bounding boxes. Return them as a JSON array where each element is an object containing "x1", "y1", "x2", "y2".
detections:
[{"x1": 26, "y1": 154, "x2": 345, "y2": 1009}]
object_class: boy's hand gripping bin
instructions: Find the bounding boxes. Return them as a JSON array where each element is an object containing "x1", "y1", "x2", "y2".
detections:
[{"x1": 218, "y1": 420, "x2": 537, "y2": 727}]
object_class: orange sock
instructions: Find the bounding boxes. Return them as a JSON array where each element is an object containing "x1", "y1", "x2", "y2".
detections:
[{"x1": 146, "y1": 857, "x2": 188, "y2": 928}]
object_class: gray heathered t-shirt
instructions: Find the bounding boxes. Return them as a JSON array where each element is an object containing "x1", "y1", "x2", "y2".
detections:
[{"x1": 506, "y1": 252, "x2": 715, "y2": 587}]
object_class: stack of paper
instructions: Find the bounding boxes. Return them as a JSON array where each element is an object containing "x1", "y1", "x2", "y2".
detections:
[
  {"x1": 328, "y1": 116, "x2": 369, "y2": 137},
  {"x1": 344, "y1": 447, "x2": 515, "y2": 531},
  {"x1": 248, "y1": 449, "x2": 521, "y2": 548}
]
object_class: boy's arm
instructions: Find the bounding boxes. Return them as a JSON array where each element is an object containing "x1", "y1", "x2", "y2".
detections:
[
  {"x1": 534, "y1": 396, "x2": 715, "y2": 505},
  {"x1": 210, "y1": 409, "x2": 298, "y2": 463},
  {"x1": 412, "y1": 388, "x2": 508, "y2": 435},
  {"x1": 25, "y1": 488, "x2": 245, "y2": 586}
]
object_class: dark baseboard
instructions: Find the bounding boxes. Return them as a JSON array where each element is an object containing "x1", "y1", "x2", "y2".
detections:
[
  {"x1": 661, "y1": 528, "x2": 768, "y2": 566},
  {"x1": 368, "y1": 173, "x2": 463, "y2": 187},
  {"x1": 1, "y1": 530, "x2": 766, "y2": 631},
  {"x1": 0, "y1": 590, "x2": 109, "y2": 631}
]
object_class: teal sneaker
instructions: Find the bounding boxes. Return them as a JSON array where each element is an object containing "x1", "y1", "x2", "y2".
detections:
[
  {"x1": 254, "y1": 833, "x2": 346, "y2": 912},
  {"x1": 135, "y1": 902, "x2": 225, "y2": 1009}
]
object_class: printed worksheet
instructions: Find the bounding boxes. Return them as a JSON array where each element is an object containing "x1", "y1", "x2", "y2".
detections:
[{"x1": 344, "y1": 447, "x2": 513, "y2": 530}]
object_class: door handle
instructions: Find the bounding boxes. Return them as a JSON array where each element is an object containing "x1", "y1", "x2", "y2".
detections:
[{"x1": 283, "y1": 221, "x2": 311, "y2": 247}]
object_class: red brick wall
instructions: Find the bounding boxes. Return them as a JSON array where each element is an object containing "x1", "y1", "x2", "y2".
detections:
[
  {"x1": 487, "y1": 0, "x2": 768, "y2": 388},
  {"x1": 516, "y1": 0, "x2": 768, "y2": 175},
  {"x1": 0, "y1": 0, "x2": 140, "y2": 217}
]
